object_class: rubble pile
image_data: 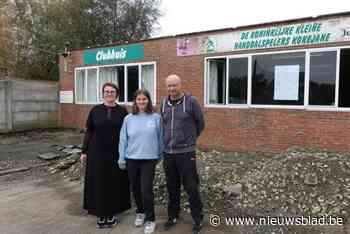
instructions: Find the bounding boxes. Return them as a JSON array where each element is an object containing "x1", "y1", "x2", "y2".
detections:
[
  {"x1": 235, "y1": 148, "x2": 350, "y2": 219},
  {"x1": 45, "y1": 146, "x2": 350, "y2": 220},
  {"x1": 46, "y1": 144, "x2": 83, "y2": 181}
]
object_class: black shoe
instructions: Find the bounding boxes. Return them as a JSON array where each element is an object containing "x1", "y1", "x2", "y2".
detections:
[
  {"x1": 192, "y1": 222, "x2": 202, "y2": 234},
  {"x1": 105, "y1": 215, "x2": 118, "y2": 228},
  {"x1": 192, "y1": 215, "x2": 203, "y2": 234},
  {"x1": 164, "y1": 217, "x2": 177, "y2": 231},
  {"x1": 96, "y1": 217, "x2": 106, "y2": 229}
]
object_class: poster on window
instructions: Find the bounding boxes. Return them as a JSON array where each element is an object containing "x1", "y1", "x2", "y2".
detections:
[{"x1": 274, "y1": 65, "x2": 300, "y2": 101}]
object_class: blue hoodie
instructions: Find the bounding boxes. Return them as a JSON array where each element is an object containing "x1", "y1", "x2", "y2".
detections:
[{"x1": 118, "y1": 113, "x2": 163, "y2": 164}]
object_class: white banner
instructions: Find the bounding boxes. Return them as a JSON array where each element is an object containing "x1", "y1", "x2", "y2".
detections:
[{"x1": 177, "y1": 16, "x2": 350, "y2": 56}]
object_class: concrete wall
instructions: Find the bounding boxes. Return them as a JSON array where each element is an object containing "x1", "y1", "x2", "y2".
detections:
[
  {"x1": 0, "y1": 81, "x2": 10, "y2": 131},
  {"x1": 0, "y1": 80, "x2": 59, "y2": 132}
]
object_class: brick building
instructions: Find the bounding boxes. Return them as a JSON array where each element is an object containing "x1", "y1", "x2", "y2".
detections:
[{"x1": 59, "y1": 12, "x2": 350, "y2": 153}]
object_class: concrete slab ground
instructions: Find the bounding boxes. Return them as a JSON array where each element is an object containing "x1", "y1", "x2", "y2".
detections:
[{"x1": 0, "y1": 176, "x2": 228, "y2": 234}]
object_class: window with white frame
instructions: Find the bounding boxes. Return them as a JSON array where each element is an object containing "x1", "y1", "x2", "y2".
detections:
[
  {"x1": 229, "y1": 58, "x2": 248, "y2": 104},
  {"x1": 141, "y1": 64, "x2": 155, "y2": 103},
  {"x1": 75, "y1": 69, "x2": 86, "y2": 103},
  {"x1": 206, "y1": 57, "x2": 248, "y2": 105},
  {"x1": 339, "y1": 48, "x2": 350, "y2": 108},
  {"x1": 127, "y1": 66, "x2": 139, "y2": 102},
  {"x1": 207, "y1": 58, "x2": 226, "y2": 104},
  {"x1": 75, "y1": 62, "x2": 156, "y2": 104},
  {"x1": 205, "y1": 47, "x2": 350, "y2": 110},
  {"x1": 309, "y1": 51, "x2": 336, "y2": 106},
  {"x1": 86, "y1": 69, "x2": 98, "y2": 103},
  {"x1": 252, "y1": 52, "x2": 305, "y2": 105},
  {"x1": 99, "y1": 66, "x2": 125, "y2": 102}
]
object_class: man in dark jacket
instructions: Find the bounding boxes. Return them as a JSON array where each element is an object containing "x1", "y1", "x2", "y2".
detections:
[{"x1": 160, "y1": 74, "x2": 205, "y2": 234}]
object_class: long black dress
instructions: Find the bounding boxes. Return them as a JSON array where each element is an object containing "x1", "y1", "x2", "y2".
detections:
[{"x1": 82, "y1": 104, "x2": 131, "y2": 217}]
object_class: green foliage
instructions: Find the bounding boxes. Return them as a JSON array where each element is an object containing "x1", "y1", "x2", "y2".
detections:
[{"x1": 4, "y1": 0, "x2": 161, "y2": 80}]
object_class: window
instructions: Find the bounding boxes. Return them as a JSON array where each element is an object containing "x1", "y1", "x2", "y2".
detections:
[
  {"x1": 74, "y1": 62, "x2": 156, "y2": 105},
  {"x1": 87, "y1": 69, "x2": 98, "y2": 103},
  {"x1": 75, "y1": 69, "x2": 86, "y2": 103},
  {"x1": 207, "y1": 58, "x2": 226, "y2": 104},
  {"x1": 251, "y1": 52, "x2": 305, "y2": 105},
  {"x1": 228, "y1": 58, "x2": 248, "y2": 104},
  {"x1": 127, "y1": 66, "x2": 139, "y2": 102},
  {"x1": 339, "y1": 49, "x2": 350, "y2": 108},
  {"x1": 205, "y1": 48, "x2": 350, "y2": 110},
  {"x1": 206, "y1": 57, "x2": 249, "y2": 105},
  {"x1": 141, "y1": 64, "x2": 155, "y2": 103},
  {"x1": 309, "y1": 51, "x2": 336, "y2": 106},
  {"x1": 99, "y1": 66, "x2": 125, "y2": 102}
]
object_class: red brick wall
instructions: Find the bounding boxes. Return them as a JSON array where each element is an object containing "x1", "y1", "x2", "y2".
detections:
[
  {"x1": 58, "y1": 38, "x2": 350, "y2": 153},
  {"x1": 202, "y1": 108, "x2": 350, "y2": 153}
]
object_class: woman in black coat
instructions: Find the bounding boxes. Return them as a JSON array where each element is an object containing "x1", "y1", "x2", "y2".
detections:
[{"x1": 80, "y1": 82, "x2": 131, "y2": 228}]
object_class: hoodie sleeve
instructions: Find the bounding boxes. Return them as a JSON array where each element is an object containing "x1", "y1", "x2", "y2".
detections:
[
  {"x1": 157, "y1": 114, "x2": 164, "y2": 159},
  {"x1": 118, "y1": 115, "x2": 129, "y2": 165},
  {"x1": 191, "y1": 96, "x2": 205, "y2": 137}
]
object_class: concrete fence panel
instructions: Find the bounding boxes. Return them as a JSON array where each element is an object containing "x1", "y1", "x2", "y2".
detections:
[{"x1": 0, "y1": 79, "x2": 59, "y2": 132}]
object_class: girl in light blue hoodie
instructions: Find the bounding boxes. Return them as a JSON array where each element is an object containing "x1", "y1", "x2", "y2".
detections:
[{"x1": 118, "y1": 89, "x2": 163, "y2": 234}]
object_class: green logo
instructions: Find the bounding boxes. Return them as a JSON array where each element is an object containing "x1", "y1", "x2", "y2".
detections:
[{"x1": 206, "y1": 38, "x2": 217, "y2": 52}]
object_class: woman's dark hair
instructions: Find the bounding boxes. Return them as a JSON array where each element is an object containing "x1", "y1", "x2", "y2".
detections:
[
  {"x1": 132, "y1": 89, "x2": 154, "y2": 114},
  {"x1": 102, "y1": 82, "x2": 119, "y2": 97}
]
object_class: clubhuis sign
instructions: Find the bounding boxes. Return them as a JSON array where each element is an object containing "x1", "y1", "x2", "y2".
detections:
[
  {"x1": 177, "y1": 16, "x2": 350, "y2": 56},
  {"x1": 83, "y1": 44, "x2": 144, "y2": 65}
]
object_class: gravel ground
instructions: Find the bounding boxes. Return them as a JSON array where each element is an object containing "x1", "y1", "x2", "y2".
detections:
[{"x1": 1, "y1": 129, "x2": 350, "y2": 234}]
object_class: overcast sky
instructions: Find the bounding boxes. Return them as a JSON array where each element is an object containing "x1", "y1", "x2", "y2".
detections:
[{"x1": 155, "y1": 0, "x2": 350, "y2": 37}]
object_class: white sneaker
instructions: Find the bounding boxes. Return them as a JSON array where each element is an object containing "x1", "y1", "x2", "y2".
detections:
[
  {"x1": 135, "y1": 213, "x2": 146, "y2": 227},
  {"x1": 144, "y1": 221, "x2": 156, "y2": 234}
]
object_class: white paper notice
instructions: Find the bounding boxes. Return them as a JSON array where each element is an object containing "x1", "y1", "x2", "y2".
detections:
[
  {"x1": 274, "y1": 65, "x2": 300, "y2": 101},
  {"x1": 60, "y1": 91, "x2": 74, "y2": 104}
]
